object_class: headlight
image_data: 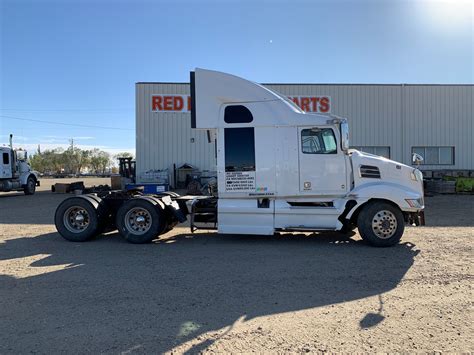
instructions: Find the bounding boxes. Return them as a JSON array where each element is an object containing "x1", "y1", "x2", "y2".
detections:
[
  {"x1": 410, "y1": 168, "x2": 423, "y2": 182},
  {"x1": 405, "y1": 198, "x2": 424, "y2": 208}
]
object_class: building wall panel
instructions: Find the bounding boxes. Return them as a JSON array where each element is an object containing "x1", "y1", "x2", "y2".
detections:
[{"x1": 136, "y1": 83, "x2": 473, "y2": 183}]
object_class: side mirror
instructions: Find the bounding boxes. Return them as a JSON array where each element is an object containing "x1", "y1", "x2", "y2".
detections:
[
  {"x1": 412, "y1": 153, "x2": 424, "y2": 165},
  {"x1": 340, "y1": 122, "x2": 350, "y2": 151}
]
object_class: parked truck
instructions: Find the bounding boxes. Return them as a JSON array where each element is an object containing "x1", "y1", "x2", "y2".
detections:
[
  {"x1": 55, "y1": 69, "x2": 425, "y2": 247},
  {"x1": 0, "y1": 134, "x2": 40, "y2": 195}
]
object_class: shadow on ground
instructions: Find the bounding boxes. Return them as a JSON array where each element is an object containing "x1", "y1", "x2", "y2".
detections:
[{"x1": 0, "y1": 231, "x2": 419, "y2": 353}]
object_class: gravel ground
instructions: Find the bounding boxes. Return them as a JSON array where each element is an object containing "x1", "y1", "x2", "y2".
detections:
[{"x1": 0, "y1": 178, "x2": 472, "y2": 353}]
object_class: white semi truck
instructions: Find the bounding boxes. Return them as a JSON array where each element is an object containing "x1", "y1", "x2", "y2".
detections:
[
  {"x1": 0, "y1": 135, "x2": 40, "y2": 195},
  {"x1": 55, "y1": 69, "x2": 425, "y2": 247}
]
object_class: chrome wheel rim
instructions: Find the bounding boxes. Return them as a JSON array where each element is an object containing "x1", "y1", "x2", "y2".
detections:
[
  {"x1": 64, "y1": 206, "x2": 90, "y2": 233},
  {"x1": 125, "y1": 207, "x2": 152, "y2": 235},
  {"x1": 371, "y1": 210, "x2": 397, "y2": 239}
]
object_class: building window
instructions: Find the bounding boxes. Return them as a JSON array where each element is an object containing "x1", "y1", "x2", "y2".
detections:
[
  {"x1": 224, "y1": 128, "x2": 255, "y2": 171},
  {"x1": 352, "y1": 146, "x2": 390, "y2": 159},
  {"x1": 3, "y1": 152, "x2": 9, "y2": 165},
  {"x1": 412, "y1": 147, "x2": 454, "y2": 165},
  {"x1": 224, "y1": 105, "x2": 253, "y2": 124},
  {"x1": 301, "y1": 128, "x2": 337, "y2": 154}
]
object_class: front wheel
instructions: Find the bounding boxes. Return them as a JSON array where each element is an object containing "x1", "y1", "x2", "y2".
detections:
[
  {"x1": 357, "y1": 201, "x2": 405, "y2": 247},
  {"x1": 24, "y1": 176, "x2": 36, "y2": 195}
]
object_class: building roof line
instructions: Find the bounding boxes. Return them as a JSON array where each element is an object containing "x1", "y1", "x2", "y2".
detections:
[{"x1": 136, "y1": 82, "x2": 474, "y2": 87}]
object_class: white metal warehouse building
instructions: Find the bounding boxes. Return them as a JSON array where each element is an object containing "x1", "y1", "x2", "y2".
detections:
[{"x1": 136, "y1": 82, "x2": 473, "y2": 184}]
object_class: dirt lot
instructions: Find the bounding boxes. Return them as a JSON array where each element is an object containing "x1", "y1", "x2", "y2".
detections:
[{"x1": 0, "y1": 178, "x2": 472, "y2": 353}]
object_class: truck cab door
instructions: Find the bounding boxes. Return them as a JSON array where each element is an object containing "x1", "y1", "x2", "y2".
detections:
[
  {"x1": 298, "y1": 126, "x2": 348, "y2": 196},
  {"x1": 1, "y1": 151, "x2": 13, "y2": 179}
]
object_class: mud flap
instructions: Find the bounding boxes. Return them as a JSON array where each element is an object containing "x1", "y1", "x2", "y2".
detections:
[{"x1": 161, "y1": 195, "x2": 187, "y2": 223}]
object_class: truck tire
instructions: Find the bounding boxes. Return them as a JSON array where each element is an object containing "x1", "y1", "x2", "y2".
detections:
[
  {"x1": 55, "y1": 197, "x2": 101, "y2": 242},
  {"x1": 82, "y1": 194, "x2": 114, "y2": 234},
  {"x1": 357, "y1": 201, "x2": 405, "y2": 247},
  {"x1": 116, "y1": 198, "x2": 165, "y2": 244},
  {"x1": 24, "y1": 176, "x2": 36, "y2": 195}
]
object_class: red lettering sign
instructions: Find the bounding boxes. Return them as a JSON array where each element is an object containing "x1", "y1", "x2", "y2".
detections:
[
  {"x1": 319, "y1": 97, "x2": 330, "y2": 113},
  {"x1": 291, "y1": 97, "x2": 300, "y2": 106},
  {"x1": 151, "y1": 95, "x2": 330, "y2": 113},
  {"x1": 310, "y1": 97, "x2": 319, "y2": 111},
  {"x1": 151, "y1": 96, "x2": 163, "y2": 111},
  {"x1": 173, "y1": 96, "x2": 183, "y2": 111},
  {"x1": 300, "y1": 97, "x2": 310, "y2": 112},
  {"x1": 288, "y1": 96, "x2": 331, "y2": 113}
]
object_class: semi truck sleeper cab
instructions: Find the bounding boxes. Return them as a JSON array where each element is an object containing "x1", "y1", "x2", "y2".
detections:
[{"x1": 55, "y1": 68, "x2": 424, "y2": 247}]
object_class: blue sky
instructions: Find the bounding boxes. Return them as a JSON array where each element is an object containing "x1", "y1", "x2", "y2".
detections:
[{"x1": 0, "y1": 0, "x2": 472, "y2": 154}]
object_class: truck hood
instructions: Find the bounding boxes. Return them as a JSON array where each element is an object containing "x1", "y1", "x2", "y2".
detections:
[{"x1": 350, "y1": 150, "x2": 423, "y2": 196}]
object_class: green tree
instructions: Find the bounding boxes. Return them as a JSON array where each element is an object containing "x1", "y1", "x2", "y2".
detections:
[
  {"x1": 29, "y1": 153, "x2": 44, "y2": 172},
  {"x1": 89, "y1": 149, "x2": 112, "y2": 174},
  {"x1": 29, "y1": 146, "x2": 112, "y2": 175},
  {"x1": 115, "y1": 152, "x2": 134, "y2": 159}
]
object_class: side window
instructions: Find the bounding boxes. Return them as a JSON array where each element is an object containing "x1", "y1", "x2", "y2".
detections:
[
  {"x1": 301, "y1": 128, "x2": 337, "y2": 154},
  {"x1": 224, "y1": 128, "x2": 255, "y2": 171},
  {"x1": 224, "y1": 105, "x2": 253, "y2": 124},
  {"x1": 3, "y1": 152, "x2": 9, "y2": 165}
]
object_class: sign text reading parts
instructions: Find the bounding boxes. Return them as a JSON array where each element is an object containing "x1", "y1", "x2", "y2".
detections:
[{"x1": 151, "y1": 95, "x2": 331, "y2": 113}]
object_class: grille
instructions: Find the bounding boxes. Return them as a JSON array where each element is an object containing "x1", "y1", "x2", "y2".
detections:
[{"x1": 360, "y1": 165, "x2": 381, "y2": 179}]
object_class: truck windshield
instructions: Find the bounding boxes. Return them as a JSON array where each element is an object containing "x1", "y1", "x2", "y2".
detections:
[
  {"x1": 16, "y1": 151, "x2": 27, "y2": 161},
  {"x1": 301, "y1": 128, "x2": 337, "y2": 154}
]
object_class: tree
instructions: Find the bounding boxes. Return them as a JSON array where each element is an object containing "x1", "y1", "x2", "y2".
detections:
[
  {"x1": 115, "y1": 152, "x2": 134, "y2": 159},
  {"x1": 98, "y1": 151, "x2": 111, "y2": 174},
  {"x1": 29, "y1": 153, "x2": 44, "y2": 172},
  {"x1": 89, "y1": 148, "x2": 102, "y2": 174},
  {"x1": 29, "y1": 146, "x2": 113, "y2": 175},
  {"x1": 89, "y1": 149, "x2": 112, "y2": 174}
]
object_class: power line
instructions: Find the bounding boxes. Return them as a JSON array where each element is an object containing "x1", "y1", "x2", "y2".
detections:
[{"x1": 0, "y1": 115, "x2": 134, "y2": 131}]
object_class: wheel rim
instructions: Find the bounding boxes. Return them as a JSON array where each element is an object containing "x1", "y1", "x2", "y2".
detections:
[
  {"x1": 28, "y1": 180, "x2": 35, "y2": 191},
  {"x1": 63, "y1": 206, "x2": 90, "y2": 233},
  {"x1": 124, "y1": 207, "x2": 152, "y2": 235},
  {"x1": 371, "y1": 210, "x2": 398, "y2": 239}
]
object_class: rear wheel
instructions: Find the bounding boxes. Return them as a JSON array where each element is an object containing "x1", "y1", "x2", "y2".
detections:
[
  {"x1": 116, "y1": 198, "x2": 165, "y2": 244},
  {"x1": 55, "y1": 197, "x2": 101, "y2": 242},
  {"x1": 24, "y1": 176, "x2": 36, "y2": 195},
  {"x1": 357, "y1": 201, "x2": 404, "y2": 247}
]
